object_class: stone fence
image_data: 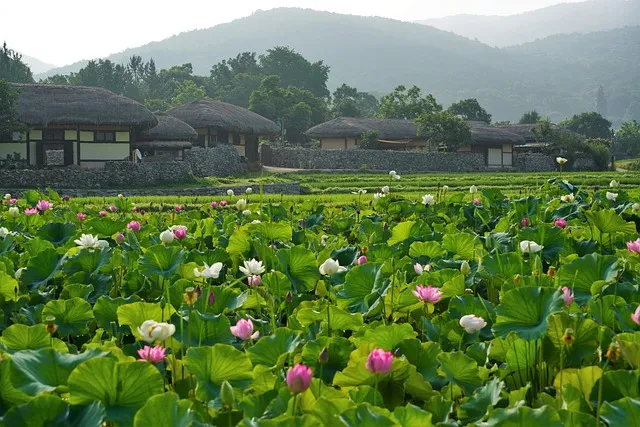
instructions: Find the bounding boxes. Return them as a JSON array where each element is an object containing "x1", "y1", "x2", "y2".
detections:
[
  {"x1": 185, "y1": 145, "x2": 246, "y2": 177},
  {"x1": 264, "y1": 147, "x2": 488, "y2": 172}
]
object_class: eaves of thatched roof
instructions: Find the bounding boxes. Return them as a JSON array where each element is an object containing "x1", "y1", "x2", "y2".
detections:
[
  {"x1": 166, "y1": 99, "x2": 279, "y2": 136},
  {"x1": 10, "y1": 83, "x2": 157, "y2": 129},
  {"x1": 305, "y1": 117, "x2": 421, "y2": 139},
  {"x1": 132, "y1": 140, "x2": 193, "y2": 150},
  {"x1": 139, "y1": 113, "x2": 198, "y2": 142},
  {"x1": 468, "y1": 121, "x2": 526, "y2": 145}
]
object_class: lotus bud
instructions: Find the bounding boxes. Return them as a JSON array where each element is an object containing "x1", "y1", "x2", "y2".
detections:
[
  {"x1": 45, "y1": 315, "x2": 57, "y2": 335},
  {"x1": 562, "y1": 328, "x2": 574, "y2": 345},
  {"x1": 286, "y1": 291, "x2": 293, "y2": 303},
  {"x1": 460, "y1": 260, "x2": 471, "y2": 276},
  {"x1": 318, "y1": 347, "x2": 329, "y2": 365},
  {"x1": 220, "y1": 380, "x2": 235, "y2": 409},
  {"x1": 183, "y1": 287, "x2": 198, "y2": 305},
  {"x1": 547, "y1": 266, "x2": 557, "y2": 279},
  {"x1": 519, "y1": 217, "x2": 530, "y2": 227},
  {"x1": 63, "y1": 195, "x2": 70, "y2": 202},
  {"x1": 195, "y1": 285, "x2": 202, "y2": 297},
  {"x1": 606, "y1": 342, "x2": 620, "y2": 363},
  {"x1": 8, "y1": 206, "x2": 19, "y2": 218},
  {"x1": 207, "y1": 291, "x2": 216, "y2": 306},
  {"x1": 513, "y1": 274, "x2": 521, "y2": 285},
  {"x1": 115, "y1": 233, "x2": 125, "y2": 245}
]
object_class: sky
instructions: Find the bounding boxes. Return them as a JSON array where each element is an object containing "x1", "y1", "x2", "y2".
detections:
[{"x1": 3, "y1": 0, "x2": 585, "y2": 66}]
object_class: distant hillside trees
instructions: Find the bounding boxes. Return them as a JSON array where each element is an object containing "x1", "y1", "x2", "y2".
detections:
[
  {"x1": 331, "y1": 84, "x2": 379, "y2": 118},
  {"x1": 519, "y1": 111, "x2": 542, "y2": 124},
  {"x1": 447, "y1": 98, "x2": 492, "y2": 123},
  {"x1": 560, "y1": 112, "x2": 612, "y2": 140},
  {"x1": 378, "y1": 86, "x2": 442, "y2": 120},
  {"x1": 0, "y1": 43, "x2": 33, "y2": 83},
  {"x1": 614, "y1": 120, "x2": 640, "y2": 158}
]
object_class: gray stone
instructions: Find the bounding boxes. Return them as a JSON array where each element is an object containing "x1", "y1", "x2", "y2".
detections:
[{"x1": 185, "y1": 145, "x2": 246, "y2": 177}]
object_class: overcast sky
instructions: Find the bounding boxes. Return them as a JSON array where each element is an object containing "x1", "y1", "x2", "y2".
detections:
[{"x1": 3, "y1": 0, "x2": 584, "y2": 66}]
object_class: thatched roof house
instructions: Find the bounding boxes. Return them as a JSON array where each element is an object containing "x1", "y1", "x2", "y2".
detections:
[
  {"x1": 467, "y1": 121, "x2": 525, "y2": 145},
  {"x1": 166, "y1": 99, "x2": 279, "y2": 162},
  {"x1": 133, "y1": 113, "x2": 196, "y2": 161},
  {"x1": 2, "y1": 83, "x2": 156, "y2": 168},
  {"x1": 306, "y1": 117, "x2": 421, "y2": 140}
]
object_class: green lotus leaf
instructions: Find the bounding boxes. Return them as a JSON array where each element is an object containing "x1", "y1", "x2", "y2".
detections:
[
  {"x1": 277, "y1": 245, "x2": 320, "y2": 293},
  {"x1": 206, "y1": 285, "x2": 248, "y2": 315},
  {"x1": 301, "y1": 336, "x2": 354, "y2": 383},
  {"x1": 171, "y1": 312, "x2": 234, "y2": 347},
  {"x1": 423, "y1": 395, "x2": 453, "y2": 424},
  {"x1": 183, "y1": 344, "x2": 254, "y2": 401},
  {"x1": 478, "y1": 253, "x2": 526, "y2": 288},
  {"x1": 261, "y1": 271, "x2": 293, "y2": 300},
  {"x1": 442, "y1": 232, "x2": 483, "y2": 260},
  {"x1": 63, "y1": 247, "x2": 113, "y2": 276},
  {"x1": 617, "y1": 332, "x2": 640, "y2": 369},
  {"x1": 37, "y1": 222, "x2": 76, "y2": 246},
  {"x1": 21, "y1": 248, "x2": 64, "y2": 290},
  {"x1": 408, "y1": 241, "x2": 446, "y2": 259},
  {"x1": 249, "y1": 221, "x2": 293, "y2": 242},
  {"x1": 545, "y1": 312, "x2": 599, "y2": 368},
  {"x1": 584, "y1": 209, "x2": 636, "y2": 237},
  {"x1": 0, "y1": 394, "x2": 105, "y2": 427},
  {"x1": 395, "y1": 339, "x2": 442, "y2": 387},
  {"x1": 68, "y1": 357, "x2": 163, "y2": 425},
  {"x1": 588, "y1": 369, "x2": 640, "y2": 407},
  {"x1": 248, "y1": 327, "x2": 302, "y2": 369},
  {"x1": 331, "y1": 246, "x2": 360, "y2": 267},
  {"x1": 226, "y1": 229, "x2": 251, "y2": 257},
  {"x1": 492, "y1": 287, "x2": 563, "y2": 340},
  {"x1": 138, "y1": 244, "x2": 186, "y2": 279},
  {"x1": 296, "y1": 301, "x2": 364, "y2": 332},
  {"x1": 387, "y1": 221, "x2": 426, "y2": 246},
  {"x1": 93, "y1": 295, "x2": 141, "y2": 332},
  {"x1": 116, "y1": 301, "x2": 176, "y2": 341},
  {"x1": 600, "y1": 397, "x2": 640, "y2": 427},
  {"x1": 0, "y1": 271, "x2": 20, "y2": 303},
  {"x1": 557, "y1": 253, "x2": 619, "y2": 304},
  {"x1": 85, "y1": 218, "x2": 127, "y2": 237},
  {"x1": 339, "y1": 404, "x2": 396, "y2": 426},
  {"x1": 558, "y1": 410, "x2": 597, "y2": 427},
  {"x1": 42, "y1": 297, "x2": 95, "y2": 337},
  {"x1": 0, "y1": 324, "x2": 67, "y2": 353},
  {"x1": 457, "y1": 377, "x2": 504, "y2": 423},
  {"x1": 476, "y1": 405, "x2": 563, "y2": 426},
  {"x1": 519, "y1": 225, "x2": 566, "y2": 261},
  {"x1": 437, "y1": 351, "x2": 483, "y2": 395},
  {"x1": 553, "y1": 366, "x2": 602, "y2": 403},
  {"x1": 359, "y1": 323, "x2": 416, "y2": 351},
  {"x1": 336, "y1": 263, "x2": 389, "y2": 315},
  {"x1": 448, "y1": 295, "x2": 496, "y2": 325},
  {"x1": 10, "y1": 348, "x2": 109, "y2": 395},
  {"x1": 133, "y1": 392, "x2": 193, "y2": 427}
]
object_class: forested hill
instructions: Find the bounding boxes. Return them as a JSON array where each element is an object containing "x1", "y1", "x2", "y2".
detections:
[
  {"x1": 34, "y1": 7, "x2": 640, "y2": 123},
  {"x1": 418, "y1": 0, "x2": 640, "y2": 47}
]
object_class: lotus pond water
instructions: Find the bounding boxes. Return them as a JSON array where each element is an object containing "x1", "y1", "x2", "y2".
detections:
[{"x1": 0, "y1": 179, "x2": 639, "y2": 426}]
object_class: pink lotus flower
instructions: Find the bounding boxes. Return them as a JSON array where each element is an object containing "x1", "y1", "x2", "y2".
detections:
[
  {"x1": 115, "y1": 233, "x2": 125, "y2": 245},
  {"x1": 127, "y1": 221, "x2": 141, "y2": 232},
  {"x1": 220, "y1": 200, "x2": 227, "y2": 207},
  {"x1": 175, "y1": 205, "x2": 183, "y2": 213},
  {"x1": 173, "y1": 228, "x2": 187, "y2": 240},
  {"x1": 412, "y1": 285, "x2": 442, "y2": 304},
  {"x1": 137, "y1": 345, "x2": 166, "y2": 363},
  {"x1": 132, "y1": 206, "x2": 138, "y2": 213},
  {"x1": 555, "y1": 218, "x2": 567, "y2": 229},
  {"x1": 210, "y1": 201, "x2": 218, "y2": 208},
  {"x1": 63, "y1": 195, "x2": 70, "y2": 202},
  {"x1": 99, "y1": 211, "x2": 107, "y2": 217},
  {"x1": 24, "y1": 208, "x2": 38, "y2": 215},
  {"x1": 76, "y1": 212, "x2": 86, "y2": 221},
  {"x1": 230, "y1": 319, "x2": 259, "y2": 341},
  {"x1": 414, "y1": 263, "x2": 430, "y2": 275},
  {"x1": 8, "y1": 198, "x2": 16, "y2": 204},
  {"x1": 473, "y1": 198, "x2": 481, "y2": 205},
  {"x1": 627, "y1": 238, "x2": 640, "y2": 253},
  {"x1": 36, "y1": 200, "x2": 52, "y2": 211},
  {"x1": 247, "y1": 275, "x2": 261, "y2": 287},
  {"x1": 108, "y1": 205, "x2": 117, "y2": 212},
  {"x1": 631, "y1": 306, "x2": 640, "y2": 326},
  {"x1": 208, "y1": 291, "x2": 216, "y2": 305},
  {"x1": 356, "y1": 255, "x2": 367, "y2": 265},
  {"x1": 520, "y1": 217, "x2": 530, "y2": 227},
  {"x1": 140, "y1": 209, "x2": 145, "y2": 215},
  {"x1": 366, "y1": 348, "x2": 393, "y2": 374},
  {"x1": 286, "y1": 363, "x2": 313, "y2": 394},
  {"x1": 562, "y1": 286, "x2": 574, "y2": 306}
]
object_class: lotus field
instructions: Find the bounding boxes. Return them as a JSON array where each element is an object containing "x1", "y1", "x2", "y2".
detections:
[{"x1": 0, "y1": 177, "x2": 640, "y2": 427}]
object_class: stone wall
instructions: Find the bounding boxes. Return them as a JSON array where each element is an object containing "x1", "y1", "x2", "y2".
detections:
[
  {"x1": 185, "y1": 145, "x2": 246, "y2": 177},
  {"x1": 513, "y1": 153, "x2": 557, "y2": 172},
  {"x1": 0, "y1": 161, "x2": 195, "y2": 189},
  {"x1": 1, "y1": 183, "x2": 301, "y2": 198},
  {"x1": 266, "y1": 147, "x2": 488, "y2": 172}
]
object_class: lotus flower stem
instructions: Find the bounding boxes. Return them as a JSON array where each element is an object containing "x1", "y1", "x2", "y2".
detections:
[
  {"x1": 291, "y1": 392, "x2": 299, "y2": 418},
  {"x1": 596, "y1": 360, "x2": 609, "y2": 427},
  {"x1": 373, "y1": 374, "x2": 380, "y2": 407},
  {"x1": 326, "y1": 294, "x2": 331, "y2": 338}
]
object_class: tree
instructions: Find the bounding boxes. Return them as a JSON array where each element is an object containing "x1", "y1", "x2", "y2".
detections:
[
  {"x1": 0, "y1": 80, "x2": 19, "y2": 138},
  {"x1": 519, "y1": 110, "x2": 542, "y2": 124},
  {"x1": 614, "y1": 120, "x2": 640, "y2": 158},
  {"x1": 595, "y1": 85, "x2": 608, "y2": 118},
  {"x1": 447, "y1": 98, "x2": 492, "y2": 123},
  {"x1": 415, "y1": 111, "x2": 472, "y2": 152},
  {"x1": 358, "y1": 131, "x2": 379, "y2": 149},
  {"x1": 331, "y1": 84, "x2": 379, "y2": 118},
  {"x1": 0, "y1": 43, "x2": 33, "y2": 83},
  {"x1": 560, "y1": 112, "x2": 612, "y2": 140},
  {"x1": 259, "y1": 47, "x2": 330, "y2": 98},
  {"x1": 378, "y1": 86, "x2": 442, "y2": 120},
  {"x1": 171, "y1": 80, "x2": 207, "y2": 106}
]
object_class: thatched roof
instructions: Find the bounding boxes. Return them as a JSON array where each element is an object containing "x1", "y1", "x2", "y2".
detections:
[
  {"x1": 167, "y1": 100, "x2": 279, "y2": 135},
  {"x1": 467, "y1": 121, "x2": 526, "y2": 145},
  {"x1": 132, "y1": 140, "x2": 192, "y2": 150},
  {"x1": 139, "y1": 113, "x2": 198, "y2": 142},
  {"x1": 305, "y1": 117, "x2": 422, "y2": 140},
  {"x1": 10, "y1": 83, "x2": 157, "y2": 129},
  {"x1": 496, "y1": 123, "x2": 561, "y2": 143}
]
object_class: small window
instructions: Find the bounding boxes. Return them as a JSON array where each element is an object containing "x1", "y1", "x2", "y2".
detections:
[
  {"x1": 96, "y1": 131, "x2": 115, "y2": 142},
  {"x1": 43, "y1": 129, "x2": 64, "y2": 140}
]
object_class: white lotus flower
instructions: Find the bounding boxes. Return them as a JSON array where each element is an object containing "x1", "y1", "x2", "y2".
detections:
[
  {"x1": 422, "y1": 194, "x2": 436, "y2": 206},
  {"x1": 14, "y1": 267, "x2": 26, "y2": 279},
  {"x1": 236, "y1": 198, "x2": 247, "y2": 211},
  {"x1": 459, "y1": 314, "x2": 487, "y2": 334},
  {"x1": 118, "y1": 194, "x2": 124, "y2": 198},
  {"x1": 519, "y1": 240, "x2": 544, "y2": 253},
  {"x1": 633, "y1": 203, "x2": 640, "y2": 212},
  {"x1": 320, "y1": 235, "x2": 329, "y2": 246},
  {"x1": 469, "y1": 185, "x2": 478, "y2": 194},
  {"x1": 381, "y1": 186, "x2": 390, "y2": 194},
  {"x1": 0, "y1": 227, "x2": 9, "y2": 238},
  {"x1": 245, "y1": 187, "x2": 253, "y2": 194},
  {"x1": 227, "y1": 189, "x2": 235, "y2": 197},
  {"x1": 560, "y1": 193, "x2": 575, "y2": 203},
  {"x1": 194, "y1": 262, "x2": 224, "y2": 279},
  {"x1": 159, "y1": 230, "x2": 174, "y2": 244},
  {"x1": 74, "y1": 234, "x2": 109, "y2": 250},
  {"x1": 8, "y1": 207, "x2": 19, "y2": 218},
  {"x1": 606, "y1": 192, "x2": 618, "y2": 201},
  {"x1": 389, "y1": 170, "x2": 397, "y2": 177},
  {"x1": 394, "y1": 174, "x2": 401, "y2": 180},
  {"x1": 609, "y1": 180, "x2": 620, "y2": 188},
  {"x1": 239, "y1": 259, "x2": 265, "y2": 276},
  {"x1": 442, "y1": 185, "x2": 449, "y2": 191},
  {"x1": 242, "y1": 209, "x2": 252, "y2": 216},
  {"x1": 251, "y1": 219, "x2": 261, "y2": 224},
  {"x1": 352, "y1": 189, "x2": 367, "y2": 195},
  {"x1": 3, "y1": 193, "x2": 11, "y2": 200},
  {"x1": 556, "y1": 157, "x2": 568, "y2": 165},
  {"x1": 414, "y1": 263, "x2": 431, "y2": 275},
  {"x1": 137, "y1": 320, "x2": 176, "y2": 343},
  {"x1": 319, "y1": 258, "x2": 347, "y2": 276},
  {"x1": 373, "y1": 193, "x2": 386, "y2": 201}
]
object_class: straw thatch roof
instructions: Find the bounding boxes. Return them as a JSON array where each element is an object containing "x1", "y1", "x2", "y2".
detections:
[
  {"x1": 139, "y1": 113, "x2": 198, "y2": 142},
  {"x1": 133, "y1": 140, "x2": 192, "y2": 150},
  {"x1": 10, "y1": 83, "x2": 157, "y2": 129},
  {"x1": 305, "y1": 117, "x2": 422, "y2": 140},
  {"x1": 167, "y1": 100, "x2": 279, "y2": 135},
  {"x1": 468, "y1": 121, "x2": 526, "y2": 145}
]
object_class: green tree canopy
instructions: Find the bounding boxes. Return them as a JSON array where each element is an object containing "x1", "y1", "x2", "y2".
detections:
[
  {"x1": 0, "y1": 43, "x2": 33, "y2": 83},
  {"x1": 560, "y1": 112, "x2": 612, "y2": 139},
  {"x1": 0, "y1": 80, "x2": 20, "y2": 137},
  {"x1": 378, "y1": 85, "x2": 442, "y2": 120},
  {"x1": 171, "y1": 80, "x2": 207, "y2": 106},
  {"x1": 447, "y1": 98, "x2": 492, "y2": 123},
  {"x1": 415, "y1": 111, "x2": 472, "y2": 152},
  {"x1": 519, "y1": 110, "x2": 542, "y2": 124},
  {"x1": 614, "y1": 120, "x2": 640, "y2": 158},
  {"x1": 331, "y1": 84, "x2": 379, "y2": 118}
]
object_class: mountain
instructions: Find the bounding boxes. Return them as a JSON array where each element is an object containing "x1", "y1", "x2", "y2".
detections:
[
  {"x1": 20, "y1": 54, "x2": 56, "y2": 74},
  {"x1": 35, "y1": 7, "x2": 640, "y2": 124},
  {"x1": 417, "y1": 0, "x2": 640, "y2": 47}
]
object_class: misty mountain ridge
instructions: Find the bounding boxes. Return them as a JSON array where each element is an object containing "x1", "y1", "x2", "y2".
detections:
[{"x1": 18, "y1": 54, "x2": 57, "y2": 75}]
